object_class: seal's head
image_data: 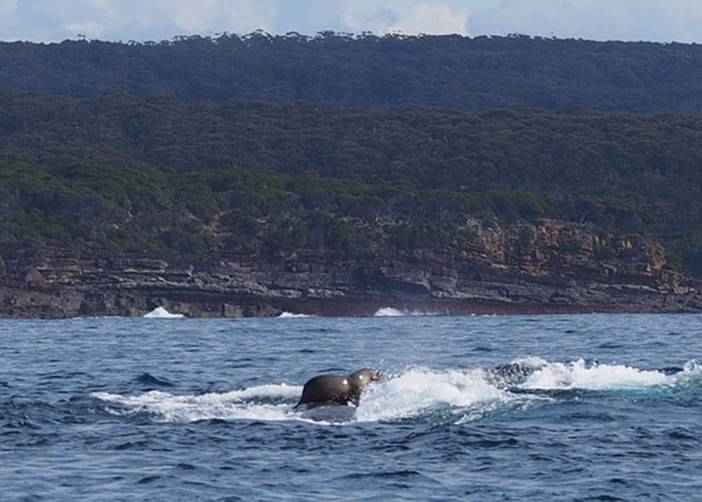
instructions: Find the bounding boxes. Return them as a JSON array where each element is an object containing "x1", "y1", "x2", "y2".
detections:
[{"x1": 348, "y1": 368, "x2": 384, "y2": 392}]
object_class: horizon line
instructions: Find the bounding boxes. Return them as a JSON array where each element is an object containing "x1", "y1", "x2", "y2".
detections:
[{"x1": 0, "y1": 30, "x2": 700, "y2": 47}]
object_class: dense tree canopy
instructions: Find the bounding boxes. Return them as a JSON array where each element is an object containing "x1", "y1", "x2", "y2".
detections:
[
  {"x1": 0, "y1": 94, "x2": 701, "y2": 275},
  {"x1": 2, "y1": 33, "x2": 702, "y2": 113}
]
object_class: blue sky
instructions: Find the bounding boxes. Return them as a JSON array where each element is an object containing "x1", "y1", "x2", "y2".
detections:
[{"x1": 1, "y1": 0, "x2": 702, "y2": 43}]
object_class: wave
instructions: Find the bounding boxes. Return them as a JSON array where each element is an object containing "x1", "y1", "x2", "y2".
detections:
[
  {"x1": 91, "y1": 360, "x2": 700, "y2": 425},
  {"x1": 355, "y1": 368, "x2": 510, "y2": 422},
  {"x1": 518, "y1": 358, "x2": 700, "y2": 391},
  {"x1": 374, "y1": 307, "x2": 439, "y2": 317},
  {"x1": 91, "y1": 384, "x2": 302, "y2": 423},
  {"x1": 143, "y1": 307, "x2": 185, "y2": 319},
  {"x1": 134, "y1": 372, "x2": 174, "y2": 387},
  {"x1": 374, "y1": 307, "x2": 406, "y2": 317},
  {"x1": 276, "y1": 312, "x2": 312, "y2": 318}
]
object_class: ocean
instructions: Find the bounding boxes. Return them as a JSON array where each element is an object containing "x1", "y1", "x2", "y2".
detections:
[{"x1": 1, "y1": 313, "x2": 700, "y2": 501}]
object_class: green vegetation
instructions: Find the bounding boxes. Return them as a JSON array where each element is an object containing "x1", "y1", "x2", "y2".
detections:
[
  {"x1": 3, "y1": 33, "x2": 702, "y2": 113},
  {"x1": 0, "y1": 94, "x2": 701, "y2": 275}
]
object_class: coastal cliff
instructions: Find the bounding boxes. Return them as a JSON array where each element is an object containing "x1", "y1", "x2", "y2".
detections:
[
  {"x1": 2, "y1": 92, "x2": 702, "y2": 317},
  {"x1": 2, "y1": 220, "x2": 698, "y2": 318}
]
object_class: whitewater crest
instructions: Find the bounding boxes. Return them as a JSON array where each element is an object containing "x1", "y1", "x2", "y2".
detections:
[
  {"x1": 355, "y1": 368, "x2": 509, "y2": 422},
  {"x1": 143, "y1": 307, "x2": 185, "y2": 319},
  {"x1": 277, "y1": 312, "x2": 312, "y2": 319},
  {"x1": 91, "y1": 360, "x2": 701, "y2": 425},
  {"x1": 373, "y1": 307, "x2": 439, "y2": 317},
  {"x1": 517, "y1": 358, "x2": 700, "y2": 390},
  {"x1": 92, "y1": 384, "x2": 302, "y2": 423}
]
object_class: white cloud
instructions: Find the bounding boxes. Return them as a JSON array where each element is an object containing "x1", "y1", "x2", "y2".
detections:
[
  {"x1": 88, "y1": 0, "x2": 115, "y2": 11},
  {"x1": 65, "y1": 20, "x2": 104, "y2": 38},
  {"x1": 0, "y1": 0, "x2": 279, "y2": 41},
  {"x1": 0, "y1": 0, "x2": 16, "y2": 13},
  {"x1": 154, "y1": 0, "x2": 276, "y2": 34},
  {"x1": 0, "y1": 0, "x2": 16, "y2": 12},
  {"x1": 468, "y1": 0, "x2": 702, "y2": 42},
  {"x1": 468, "y1": 0, "x2": 633, "y2": 40},
  {"x1": 342, "y1": 2, "x2": 469, "y2": 35},
  {"x1": 2, "y1": 0, "x2": 702, "y2": 43},
  {"x1": 388, "y1": 4, "x2": 470, "y2": 35},
  {"x1": 0, "y1": 0, "x2": 18, "y2": 29},
  {"x1": 171, "y1": 0, "x2": 223, "y2": 31}
]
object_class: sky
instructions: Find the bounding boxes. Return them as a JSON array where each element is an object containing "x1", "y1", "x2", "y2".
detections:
[{"x1": 1, "y1": 0, "x2": 702, "y2": 43}]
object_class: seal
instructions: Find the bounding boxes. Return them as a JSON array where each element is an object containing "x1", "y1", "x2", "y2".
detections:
[{"x1": 294, "y1": 368, "x2": 383, "y2": 409}]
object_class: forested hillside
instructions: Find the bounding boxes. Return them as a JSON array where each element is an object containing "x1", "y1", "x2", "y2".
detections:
[
  {"x1": 1, "y1": 94, "x2": 701, "y2": 276},
  {"x1": 2, "y1": 33, "x2": 702, "y2": 112}
]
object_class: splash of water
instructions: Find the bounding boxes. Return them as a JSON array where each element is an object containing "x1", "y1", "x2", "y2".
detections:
[
  {"x1": 356, "y1": 368, "x2": 508, "y2": 422},
  {"x1": 91, "y1": 360, "x2": 700, "y2": 425},
  {"x1": 277, "y1": 312, "x2": 311, "y2": 318},
  {"x1": 519, "y1": 359, "x2": 699, "y2": 390},
  {"x1": 374, "y1": 307, "x2": 439, "y2": 317},
  {"x1": 91, "y1": 384, "x2": 301, "y2": 423},
  {"x1": 143, "y1": 307, "x2": 185, "y2": 319}
]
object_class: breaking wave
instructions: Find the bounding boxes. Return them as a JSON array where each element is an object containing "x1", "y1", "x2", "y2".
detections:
[
  {"x1": 374, "y1": 307, "x2": 439, "y2": 317},
  {"x1": 91, "y1": 359, "x2": 700, "y2": 425},
  {"x1": 143, "y1": 307, "x2": 185, "y2": 319},
  {"x1": 519, "y1": 358, "x2": 700, "y2": 390},
  {"x1": 277, "y1": 312, "x2": 312, "y2": 318},
  {"x1": 92, "y1": 384, "x2": 302, "y2": 423},
  {"x1": 355, "y1": 368, "x2": 509, "y2": 422}
]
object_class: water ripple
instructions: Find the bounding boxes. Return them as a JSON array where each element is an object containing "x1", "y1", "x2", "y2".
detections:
[{"x1": 0, "y1": 315, "x2": 700, "y2": 500}]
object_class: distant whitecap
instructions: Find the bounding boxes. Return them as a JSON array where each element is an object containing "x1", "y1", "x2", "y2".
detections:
[
  {"x1": 374, "y1": 307, "x2": 406, "y2": 317},
  {"x1": 143, "y1": 306, "x2": 185, "y2": 319},
  {"x1": 373, "y1": 307, "x2": 439, "y2": 317},
  {"x1": 277, "y1": 312, "x2": 311, "y2": 318}
]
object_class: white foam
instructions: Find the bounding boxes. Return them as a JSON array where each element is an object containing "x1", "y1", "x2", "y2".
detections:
[
  {"x1": 519, "y1": 359, "x2": 679, "y2": 390},
  {"x1": 276, "y1": 312, "x2": 311, "y2": 318},
  {"x1": 91, "y1": 384, "x2": 302, "y2": 423},
  {"x1": 373, "y1": 307, "x2": 438, "y2": 317},
  {"x1": 510, "y1": 356, "x2": 549, "y2": 369},
  {"x1": 143, "y1": 307, "x2": 185, "y2": 319},
  {"x1": 682, "y1": 359, "x2": 701, "y2": 375},
  {"x1": 91, "y1": 360, "x2": 701, "y2": 425},
  {"x1": 91, "y1": 371, "x2": 511, "y2": 425},
  {"x1": 356, "y1": 368, "x2": 508, "y2": 422},
  {"x1": 374, "y1": 307, "x2": 406, "y2": 317}
]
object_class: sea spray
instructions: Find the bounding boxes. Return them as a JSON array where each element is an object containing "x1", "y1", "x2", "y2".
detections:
[
  {"x1": 519, "y1": 359, "x2": 689, "y2": 390},
  {"x1": 355, "y1": 368, "x2": 508, "y2": 422},
  {"x1": 91, "y1": 360, "x2": 702, "y2": 424},
  {"x1": 143, "y1": 307, "x2": 185, "y2": 319},
  {"x1": 9, "y1": 314, "x2": 702, "y2": 501},
  {"x1": 277, "y1": 312, "x2": 312, "y2": 318},
  {"x1": 92, "y1": 384, "x2": 301, "y2": 423},
  {"x1": 374, "y1": 307, "x2": 440, "y2": 317}
]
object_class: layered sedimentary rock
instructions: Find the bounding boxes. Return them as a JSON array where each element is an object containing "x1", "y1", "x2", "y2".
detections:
[{"x1": 0, "y1": 220, "x2": 698, "y2": 318}]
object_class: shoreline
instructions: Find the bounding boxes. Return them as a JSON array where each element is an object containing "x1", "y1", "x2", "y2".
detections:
[{"x1": 0, "y1": 294, "x2": 699, "y2": 320}]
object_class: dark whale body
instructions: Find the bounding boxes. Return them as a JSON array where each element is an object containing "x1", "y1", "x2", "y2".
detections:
[
  {"x1": 295, "y1": 368, "x2": 383, "y2": 409},
  {"x1": 485, "y1": 362, "x2": 543, "y2": 388},
  {"x1": 485, "y1": 361, "x2": 685, "y2": 391}
]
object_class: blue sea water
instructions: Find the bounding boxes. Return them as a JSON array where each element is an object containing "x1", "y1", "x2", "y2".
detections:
[{"x1": 0, "y1": 313, "x2": 700, "y2": 501}]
